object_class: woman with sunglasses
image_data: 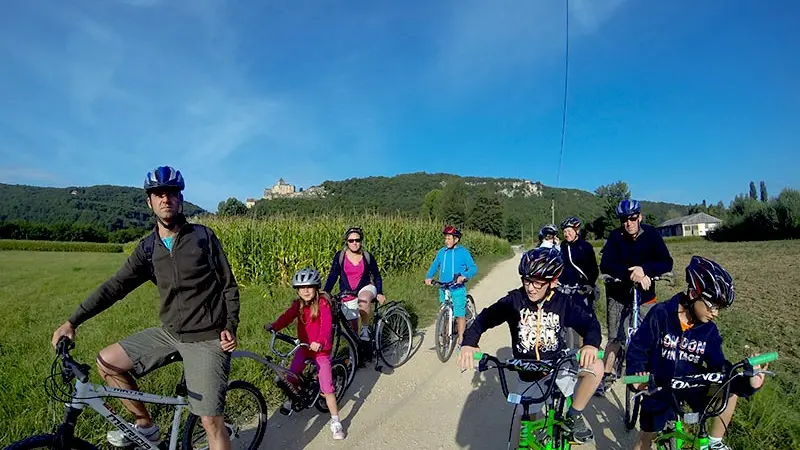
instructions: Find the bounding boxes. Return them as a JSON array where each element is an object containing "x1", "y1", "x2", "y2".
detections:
[
  {"x1": 323, "y1": 227, "x2": 386, "y2": 341},
  {"x1": 595, "y1": 199, "x2": 674, "y2": 396}
]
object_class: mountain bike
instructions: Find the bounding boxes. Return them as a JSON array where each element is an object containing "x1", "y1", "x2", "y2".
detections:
[
  {"x1": 330, "y1": 291, "x2": 414, "y2": 380},
  {"x1": 472, "y1": 348, "x2": 605, "y2": 449},
  {"x1": 624, "y1": 352, "x2": 778, "y2": 449},
  {"x1": 431, "y1": 278, "x2": 477, "y2": 362},
  {"x1": 5, "y1": 337, "x2": 267, "y2": 450},
  {"x1": 555, "y1": 283, "x2": 596, "y2": 351},
  {"x1": 232, "y1": 330, "x2": 349, "y2": 418},
  {"x1": 600, "y1": 271, "x2": 673, "y2": 430}
]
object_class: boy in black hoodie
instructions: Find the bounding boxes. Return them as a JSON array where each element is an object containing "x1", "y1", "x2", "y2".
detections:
[
  {"x1": 458, "y1": 247, "x2": 603, "y2": 444},
  {"x1": 626, "y1": 256, "x2": 769, "y2": 450}
]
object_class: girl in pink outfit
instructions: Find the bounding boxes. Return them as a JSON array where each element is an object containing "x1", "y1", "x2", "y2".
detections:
[{"x1": 265, "y1": 268, "x2": 345, "y2": 440}]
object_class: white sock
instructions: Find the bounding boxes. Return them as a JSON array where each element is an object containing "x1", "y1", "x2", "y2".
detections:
[
  {"x1": 331, "y1": 415, "x2": 340, "y2": 423},
  {"x1": 709, "y1": 436, "x2": 722, "y2": 445}
]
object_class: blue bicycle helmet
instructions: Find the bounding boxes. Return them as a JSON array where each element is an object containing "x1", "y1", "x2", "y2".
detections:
[
  {"x1": 615, "y1": 199, "x2": 641, "y2": 218},
  {"x1": 144, "y1": 166, "x2": 185, "y2": 193}
]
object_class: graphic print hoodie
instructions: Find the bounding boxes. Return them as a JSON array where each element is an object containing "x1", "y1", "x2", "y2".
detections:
[{"x1": 462, "y1": 287, "x2": 602, "y2": 364}]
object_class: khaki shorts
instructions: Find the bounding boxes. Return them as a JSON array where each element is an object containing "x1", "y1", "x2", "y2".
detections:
[
  {"x1": 118, "y1": 327, "x2": 231, "y2": 417},
  {"x1": 340, "y1": 284, "x2": 378, "y2": 321}
]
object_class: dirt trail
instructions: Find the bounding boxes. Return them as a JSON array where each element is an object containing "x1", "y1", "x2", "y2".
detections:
[{"x1": 263, "y1": 251, "x2": 638, "y2": 449}]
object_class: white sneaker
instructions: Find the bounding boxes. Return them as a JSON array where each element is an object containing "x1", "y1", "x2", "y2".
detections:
[
  {"x1": 331, "y1": 420, "x2": 346, "y2": 440},
  {"x1": 107, "y1": 422, "x2": 161, "y2": 447},
  {"x1": 359, "y1": 326, "x2": 370, "y2": 341},
  {"x1": 709, "y1": 441, "x2": 732, "y2": 450}
]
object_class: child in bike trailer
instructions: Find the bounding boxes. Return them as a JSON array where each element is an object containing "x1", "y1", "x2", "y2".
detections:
[
  {"x1": 425, "y1": 224, "x2": 478, "y2": 347},
  {"x1": 626, "y1": 256, "x2": 769, "y2": 450},
  {"x1": 457, "y1": 247, "x2": 604, "y2": 445},
  {"x1": 264, "y1": 268, "x2": 346, "y2": 440}
]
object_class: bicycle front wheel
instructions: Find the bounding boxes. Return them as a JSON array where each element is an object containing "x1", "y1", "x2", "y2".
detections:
[
  {"x1": 376, "y1": 307, "x2": 414, "y2": 368},
  {"x1": 625, "y1": 384, "x2": 641, "y2": 431},
  {"x1": 465, "y1": 295, "x2": 478, "y2": 327},
  {"x1": 331, "y1": 326, "x2": 359, "y2": 389},
  {"x1": 4, "y1": 434, "x2": 98, "y2": 450},
  {"x1": 182, "y1": 380, "x2": 267, "y2": 450},
  {"x1": 435, "y1": 304, "x2": 456, "y2": 362}
]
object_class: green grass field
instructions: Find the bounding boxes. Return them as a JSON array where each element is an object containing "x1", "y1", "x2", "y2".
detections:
[{"x1": 0, "y1": 249, "x2": 508, "y2": 444}]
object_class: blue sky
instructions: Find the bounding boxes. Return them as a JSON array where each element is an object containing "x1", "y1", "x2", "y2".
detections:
[{"x1": 1, "y1": 0, "x2": 798, "y2": 212}]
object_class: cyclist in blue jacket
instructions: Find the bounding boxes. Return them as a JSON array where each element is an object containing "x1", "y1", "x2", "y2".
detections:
[
  {"x1": 626, "y1": 256, "x2": 769, "y2": 450},
  {"x1": 425, "y1": 224, "x2": 478, "y2": 347}
]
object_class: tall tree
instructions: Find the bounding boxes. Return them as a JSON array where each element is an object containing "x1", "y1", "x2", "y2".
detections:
[
  {"x1": 217, "y1": 197, "x2": 248, "y2": 216},
  {"x1": 441, "y1": 180, "x2": 468, "y2": 228},
  {"x1": 468, "y1": 190, "x2": 504, "y2": 237},
  {"x1": 760, "y1": 181, "x2": 768, "y2": 202},
  {"x1": 504, "y1": 215, "x2": 523, "y2": 242},
  {"x1": 593, "y1": 181, "x2": 631, "y2": 238},
  {"x1": 421, "y1": 189, "x2": 444, "y2": 221},
  {"x1": 749, "y1": 181, "x2": 758, "y2": 200}
]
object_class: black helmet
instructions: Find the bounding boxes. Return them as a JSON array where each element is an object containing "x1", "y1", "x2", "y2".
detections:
[
  {"x1": 686, "y1": 256, "x2": 734, "y2": 308},
  {"x1": 344, "y1": 227, "x2": 364, "y2": 242},
  {"x1": 518, "y1": 247, "x2": 564, "y2": 280},
  {"x1": 144, "y1": 166, "x2": 185, "y2": 193},
  {"x1": 538, "y1": 224, "x2": 558, "y2": 241}
]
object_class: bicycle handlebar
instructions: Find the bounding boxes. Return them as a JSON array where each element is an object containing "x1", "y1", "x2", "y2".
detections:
[
  {"x1": 268, "y1": 330, "x2": 310, "y2": 359},
  {"x1": 473, "y1": 348, "x2": 605, "y2": 406},
  {"x1": 430, "y1": 278, "x2": 466, "y2": 289},
  {"x1": 55, "y1": 337, "x2": 90, "y2": 384},
  {"x1": 623, "y1": 352, "x2": 778, "y2": 418},
  {"x1": 600, "y1": 271, "x2": 674, "y2": 285}
]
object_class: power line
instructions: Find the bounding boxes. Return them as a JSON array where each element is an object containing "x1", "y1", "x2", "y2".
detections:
[{"x1": 555, "y1": 0, "x2": 570, "y2": 187}]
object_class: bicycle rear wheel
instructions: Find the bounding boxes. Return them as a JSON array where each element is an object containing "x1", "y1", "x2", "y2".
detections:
[
  {"x1": 182, "y1": 379, "x2": 267, "y2": 450},
  {"x1": 465, "y1": 295, "x2": 477, "y2": 327},
  {"x1": 331, "y1": 327, "x2": 359, "y2": 389},
  {"x1": 376, "y1": 307, "x2": 414, "y2": 368},
  {"x1": 4, "y1": 434, "x2": 98, "y2": 450},
  {"x1": 315, "y1": 358, "x2": 350, "y2": 413}
]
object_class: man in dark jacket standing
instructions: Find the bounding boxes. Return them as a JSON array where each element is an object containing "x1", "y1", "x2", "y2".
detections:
[
  {"x1": 596, "y1": 199, "x2": 673, "y2": 396},
  {"x1": 50, "y1": 166, "x2": 240, "y2": 450}
]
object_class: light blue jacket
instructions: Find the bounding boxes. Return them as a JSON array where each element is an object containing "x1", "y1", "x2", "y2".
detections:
[{"x1": 426, "y1": 245, "x2": 478, "y2": 285}]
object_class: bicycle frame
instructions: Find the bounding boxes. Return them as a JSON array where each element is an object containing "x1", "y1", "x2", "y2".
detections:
[
  {"x1": 233, "y1": 330, "x2": 309, "y2": 402},
  {"x1": 61, "y1": 380, "x2": 188, "y2": 450},
  {"x1": 624, "y1": 352, "x2": 779, "y2": 450}
]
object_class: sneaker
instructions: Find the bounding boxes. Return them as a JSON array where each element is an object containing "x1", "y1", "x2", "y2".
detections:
[
  {"x1": 564, "y1": 413, "x2": 593, "y2": 444},
  {"x1": 709, "y1": 441, "x2": 732, "y2": 450},
  {"x1": 330, "y1": 420, "x2": 346, "y2": 440},
  {"x1": 107, "y1": 422, "x2": 161, "y2": 447},
  {"x1": 279, "y1": 399, "x2": 293, "y2": 416}
]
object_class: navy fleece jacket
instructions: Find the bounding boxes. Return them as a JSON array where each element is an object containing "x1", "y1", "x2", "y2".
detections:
[
  {"x1": 462, "y1": 288, "x2": 602, "y2": 363},
  {"x1": 559, "y1": 238, "x2": 599, "y2": 287},
  {"x1": 600, "y1": 223, "x2": 673, "y2": 303}
]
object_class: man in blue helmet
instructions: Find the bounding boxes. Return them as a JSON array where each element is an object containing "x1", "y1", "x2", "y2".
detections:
[
  {"x1": 51, "y1": 166, "x2": 240, "y2": 450},
  {"x1": 595, "y1": 198, "x2": 673, "y2": 396}
]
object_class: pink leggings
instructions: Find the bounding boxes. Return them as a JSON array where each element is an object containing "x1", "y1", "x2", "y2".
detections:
[{"x1": 289, "y1": 348, "x2": 335, "y2": 394}]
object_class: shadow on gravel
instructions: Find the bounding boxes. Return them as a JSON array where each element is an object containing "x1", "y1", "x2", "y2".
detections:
[
  {"x1": 584, "y1": 382, "x2": 637, "y2": 450},
  {"x1": 455, "y1": 346, "x2": 517, "y2": 449},
  {"x1": 407, "y1": 330, "x2": 426, "y2": 361}
]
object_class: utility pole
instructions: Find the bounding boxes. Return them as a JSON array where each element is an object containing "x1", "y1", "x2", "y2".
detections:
[{"x1": 551, "y1": 199, "x2": 555, "y2": 225}]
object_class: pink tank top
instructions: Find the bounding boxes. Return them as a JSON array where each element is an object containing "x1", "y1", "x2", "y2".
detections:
[{"x1": 343, "y1": 253, "x2": 365, "y2": 295}]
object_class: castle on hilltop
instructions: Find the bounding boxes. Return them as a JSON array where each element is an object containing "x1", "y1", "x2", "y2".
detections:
[{"x1": 245, "y1": 178, "x2": 327, "y2": 207}]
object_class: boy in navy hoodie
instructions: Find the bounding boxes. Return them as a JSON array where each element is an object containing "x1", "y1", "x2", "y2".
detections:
[
  {"x1": 457, "y1": 247, "x2": 603, "y2": 444},
  {"x1": 626, "y1": 256, "x2": 769, "y2": 450}
]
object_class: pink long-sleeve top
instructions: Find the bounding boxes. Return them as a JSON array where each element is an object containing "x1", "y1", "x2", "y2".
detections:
[{"x1": 270, "y1": 294, "x2": 333, "y2": 354}]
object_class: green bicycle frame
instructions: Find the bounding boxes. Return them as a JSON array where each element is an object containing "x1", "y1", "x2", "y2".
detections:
[{"x1": 653, "y1": 421, "x2": 709, "y2": 450}]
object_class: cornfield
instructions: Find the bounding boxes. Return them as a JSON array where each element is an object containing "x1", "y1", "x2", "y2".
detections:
[{"x1": 194, "y1": 214, "x2": 511, "y2": 286}]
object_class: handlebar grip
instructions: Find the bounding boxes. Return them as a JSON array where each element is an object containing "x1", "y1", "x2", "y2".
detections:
[
  {"x1": 574, "y1": 350, "x2": 604, "y2": 360},
  {"x1": 624, "y1": 375, "x2": 649, "y2": 384},
  {"x1": 473, "y1": 352, "x2": 484, "y2": 361},
  {"x1": 747, "y1": 352, "x2": 778, "y2": 366}
]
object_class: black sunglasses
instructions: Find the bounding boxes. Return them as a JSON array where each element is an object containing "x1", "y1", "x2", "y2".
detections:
[
  {"x1": 347, "y1": 238, "x2": 362, "y2": 243},
  {"x1": 621, "y1": 214, "x2": 640, "y2": 223}
]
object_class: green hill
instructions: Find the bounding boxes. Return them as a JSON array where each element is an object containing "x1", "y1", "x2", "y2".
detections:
[
  {"x1": 247, "y1": 172, "x2": 690, "y2": 239},
  {"x1": 0, "y1": 183, "x2": 206, "y2": 237}
]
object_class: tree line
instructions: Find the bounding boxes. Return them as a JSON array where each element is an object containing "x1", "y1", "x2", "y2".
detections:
[{"x1": 707, "y1": 182, "x2": 800, "y2": 242}]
